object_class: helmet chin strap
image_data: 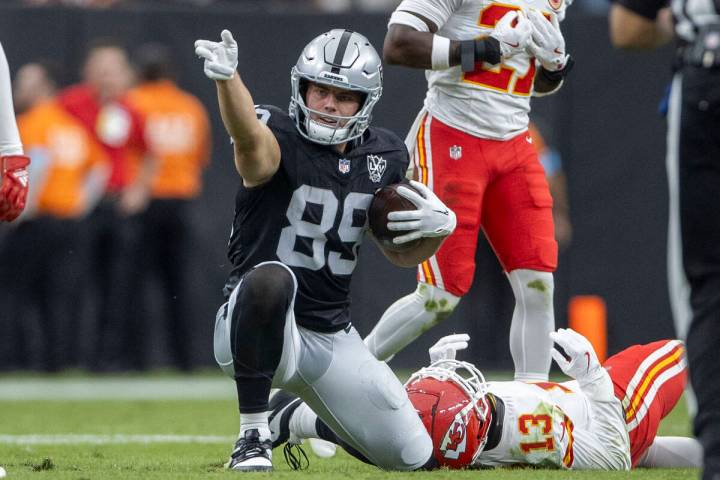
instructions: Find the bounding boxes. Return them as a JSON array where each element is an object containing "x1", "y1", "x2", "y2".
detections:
[{"x1": 305, "y1": 117, "x2": 351, "y2": 145}]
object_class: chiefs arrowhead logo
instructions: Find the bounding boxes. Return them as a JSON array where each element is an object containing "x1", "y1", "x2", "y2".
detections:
[{"x1": 439, "y1": 413, "x2": 467, "y2": 460}]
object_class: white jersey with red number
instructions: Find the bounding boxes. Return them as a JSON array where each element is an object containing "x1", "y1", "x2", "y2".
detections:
[
  {"x1": 392, "y1": 0, "x2": 570, "y2": 140},
  {"x1": 476, "y1": 380, "x2": 632, "y2": 470}
]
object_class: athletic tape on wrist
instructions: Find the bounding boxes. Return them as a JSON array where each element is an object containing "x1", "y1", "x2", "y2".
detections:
[{"x1": 431, "y1": 35, "x2": 451, "y2": 70}]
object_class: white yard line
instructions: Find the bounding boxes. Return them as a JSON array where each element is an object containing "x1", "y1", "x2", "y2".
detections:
[
  {"x1": 0, "y1": 378, "x2": 236, "y2": 400},
  {"x1": 0, "y1": 434, "x2": 234, "y2": 445}
]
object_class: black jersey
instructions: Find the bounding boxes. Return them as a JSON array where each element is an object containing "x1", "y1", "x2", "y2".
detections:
[{"x1": 223, "y1": 105, "x2": 409, "y2": 332}]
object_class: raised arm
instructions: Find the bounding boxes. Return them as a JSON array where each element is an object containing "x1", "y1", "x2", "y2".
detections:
[
  {"x1": 195, "y1": 30, "x2": 280, "y2": 187},
  {"x1": 0, "y1": 42, "x2": 22, "y2": 157},
  {"x1": 0, "y1": 41, "x2": 30, "y2": 222},
  {"x1": 550, "y1": 328, "x2": 632, "y2": 470}
]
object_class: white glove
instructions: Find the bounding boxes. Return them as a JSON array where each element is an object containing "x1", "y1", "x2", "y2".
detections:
[
  {"x1": 526, "y1": 10, "x2": 568, "y2": 71},
  {"x1": 387, "y1": 180, "x2": 457, "y2": 245},
  {"x1": 549, "y1": 328, "x2": 604, "y2": 385},
  {"x1": 550, "y1": 328, "x2": 616, "y2": 402},
  {"x1": 490, "y1": 10, "x2": 532, "y2": 59},
  {"x1": 429, "y1": 334, "x2": 470, "y2": 363},
  {"x1": 194, "y1": 29, "x2": 238, "y2": 81}
]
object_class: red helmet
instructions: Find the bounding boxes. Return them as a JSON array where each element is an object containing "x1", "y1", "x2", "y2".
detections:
[{"x1": 405, "y1": 359, "x2": 493, "y2": 469}]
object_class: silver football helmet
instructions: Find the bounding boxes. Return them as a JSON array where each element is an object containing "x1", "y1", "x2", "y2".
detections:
[{"x1": 289, "y1": 29, "x2": 383, "y2": 145}]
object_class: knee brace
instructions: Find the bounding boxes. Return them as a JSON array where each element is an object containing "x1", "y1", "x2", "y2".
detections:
[
  {"x1": 227, "y1": 263, "x2": 296, "y2": 399},
  {"x1": 234, "y1": 263, "x2": 295, "y2": 329}
]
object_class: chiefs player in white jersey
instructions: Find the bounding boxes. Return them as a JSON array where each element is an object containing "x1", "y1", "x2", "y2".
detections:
[
  {"x1": 273, "y1": 330, "x2": 700, "y2": 471},
  {"x1": 406, "y1": 331, "x2": 700, "y2": 470},
  {"x1": 364, "y1": 0, "x2": 574, "y2": 382},
  {"x1": 0, "y1": 41, "x2": 30, "y2": 222}
]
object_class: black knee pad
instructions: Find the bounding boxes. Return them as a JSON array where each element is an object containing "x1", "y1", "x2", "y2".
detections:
[{"x1": 235, "y1": 263, "x2": 295, "y2": 329}]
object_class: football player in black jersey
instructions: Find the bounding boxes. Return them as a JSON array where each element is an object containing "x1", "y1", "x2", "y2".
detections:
[{"x1": 194, "y1": 29, "x2": 456, "y2": 472}]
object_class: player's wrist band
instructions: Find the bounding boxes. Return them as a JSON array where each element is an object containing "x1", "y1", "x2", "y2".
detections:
[
  {"x1": 431, "y1": 35, "x2": 451, "y2": 70},
  {"x1": 460, "y1": 37, "x2": 501, "y2": 72},
  {"x1": 539, "y1": 55, "x2": 575, "y2": 82}
]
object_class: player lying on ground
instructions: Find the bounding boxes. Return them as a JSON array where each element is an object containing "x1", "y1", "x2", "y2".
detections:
[
  {"x1": 195, "y1": 29, "x2": 456, "y2": 472},
  {"x1": 269, "y1": 329, "x2": 701, "y2": 470},
  {"x1": 0, "y1": 41, "x2": 30, "y2": 222}
]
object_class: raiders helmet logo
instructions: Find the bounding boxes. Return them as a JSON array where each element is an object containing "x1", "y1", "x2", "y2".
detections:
[
  {"x1": 439, "y1": 413, "x2": 467, "y2": 460},
  {"x1": 548, "y1": 0, "x2": 563, "y2": 11}
]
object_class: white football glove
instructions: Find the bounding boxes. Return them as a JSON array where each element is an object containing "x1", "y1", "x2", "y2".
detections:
[
  {"x1": 387, "y1": 180, "x2": 457, "y2": 245},
  {"x1": 549, "y1": 328, "x2": 604, "y2": 385},
  {"x1": 526, "y1": 10, "x2": 568, "y2": 72},
  {"x1": 194, "y1": 29, "x2": 238, "y2": 81},
  {"x1": 490, "y1": 10, "x2": 533, "y2": 59},
  {"x1": 429, "y1": 334, "x2": 470, "y2": 363}
]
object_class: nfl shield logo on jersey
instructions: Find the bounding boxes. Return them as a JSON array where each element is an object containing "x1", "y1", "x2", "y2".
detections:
[
  {"x1": 449, "y1": 145, "x2": 462, "y2": 160},
  {"x1": 548, "y1": 0, "x2": 563, "y2": 10},
  {"x1": 367, "y1": 154, "x2": 387, "y2": 183},
  {"x1": 338, "y1": 158, "x2": 351, "y2": 174}
]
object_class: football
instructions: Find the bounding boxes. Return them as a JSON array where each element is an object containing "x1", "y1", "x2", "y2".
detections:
[{"x1": 368, "y1": 182, "x2": 422, "y2": 252}]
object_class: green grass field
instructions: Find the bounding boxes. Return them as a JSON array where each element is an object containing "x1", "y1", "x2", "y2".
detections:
[{"x1": 0, "y1": 373, "x2": 699, "y2": 479}]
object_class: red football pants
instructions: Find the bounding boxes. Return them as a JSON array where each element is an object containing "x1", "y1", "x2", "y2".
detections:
[
  {"x1": 410, "y1": 113, "x2": 557, "y2": 296},
  {"x1": 603, "y1": 339, "x2": 688, "y2": 466}
]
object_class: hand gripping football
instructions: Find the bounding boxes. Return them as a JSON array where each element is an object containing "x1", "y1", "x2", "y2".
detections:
[{"x1": 368, "y1": 182, "x2": 422, "y2": 252}]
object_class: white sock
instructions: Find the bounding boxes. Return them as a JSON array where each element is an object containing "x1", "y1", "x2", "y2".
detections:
[
  {"x1": 240, "y1": 411, "x2": 270, "y2": 439},
  {"x1": 289, "y1": 403, "x2": 318, "y2": 440},
  {"x1": 364, "y1": 283, "x2": 460, "y2": 361},
  {"x1": 507, "y1": 269, "x2": 554, "y2": 382},
  {"x1": 636, "y1": 436, "x2": 703, "y2": 468}
]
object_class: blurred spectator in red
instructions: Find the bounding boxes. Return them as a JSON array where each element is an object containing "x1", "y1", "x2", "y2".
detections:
[
  {"x1": 0, "y1": 61, "x2": 108, "y2": 371},
  {"x1": 126, "y1": 43, "x2": 211, "y2": 370},
  {"x1": 58, "y1": 38, "x2": 154, "y2": 371}
]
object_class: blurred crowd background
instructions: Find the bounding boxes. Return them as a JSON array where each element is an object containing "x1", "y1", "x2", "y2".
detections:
[
  {"x1": 0, "y1": 0, "x2": 675, "y2": 373},
  {"x1": 1, "y1": 0, "x2": 613, "y2": 14}
]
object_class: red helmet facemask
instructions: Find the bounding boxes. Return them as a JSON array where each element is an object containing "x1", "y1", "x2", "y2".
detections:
[{"x1": 405, "y1": 359, "x2": 493, "y2": 469}]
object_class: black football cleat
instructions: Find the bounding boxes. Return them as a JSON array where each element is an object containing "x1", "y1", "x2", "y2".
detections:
[{"x1": 225, "y1": 428, "x2": 273, "y2": 472}]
